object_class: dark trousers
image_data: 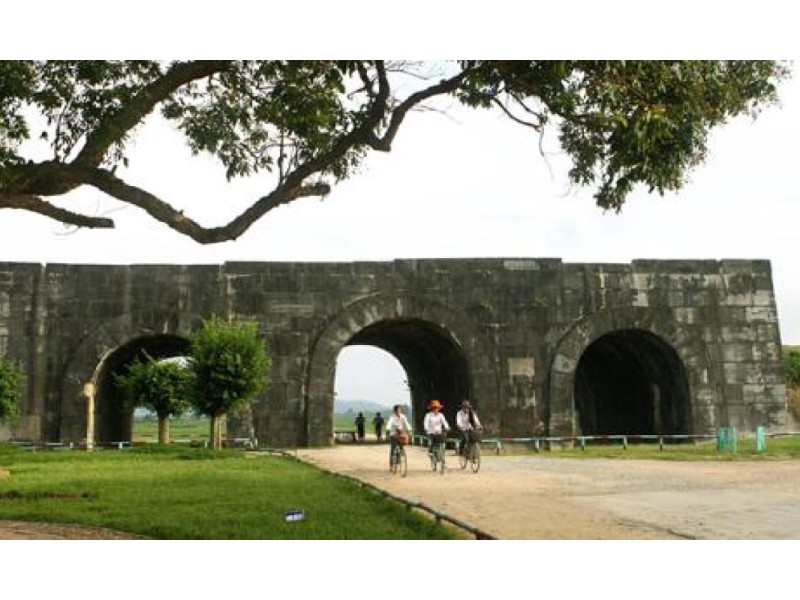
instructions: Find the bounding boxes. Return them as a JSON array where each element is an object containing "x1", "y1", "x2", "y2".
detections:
[{"x1": 428, "y1": 433, "x2": 444, "y2": 454}]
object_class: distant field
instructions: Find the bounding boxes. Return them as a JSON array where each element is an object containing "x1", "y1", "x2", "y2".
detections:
[
  {"x1": 135, "y1": 413, "x2": 387, "y2": 438},
  {"x1": 334, "y1": 414, "x2": 357, "y2": 431},
  {"x1": 335, "y1": 411, "x2": 398, "y2": 432},
  {"x1": 133, "y1": 415, "x2": 212, "y2": 442}
]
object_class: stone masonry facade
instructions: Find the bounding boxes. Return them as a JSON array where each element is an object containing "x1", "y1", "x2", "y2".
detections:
[{"x1": 0, "y1": 258, "x2": 791, "y2": 446}]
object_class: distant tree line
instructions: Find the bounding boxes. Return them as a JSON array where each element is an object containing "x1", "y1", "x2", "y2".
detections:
[{"x1": 785, "y1": 347, "x2": 800, "y2": 423}]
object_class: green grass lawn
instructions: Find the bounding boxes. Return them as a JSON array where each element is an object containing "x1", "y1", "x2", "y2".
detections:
[
  {"x1": 503, "y1": 435, "x2": 800, "y2": 460},
  {"x1": 0, "y1": 446, "x2": 456, "y2": 540}
]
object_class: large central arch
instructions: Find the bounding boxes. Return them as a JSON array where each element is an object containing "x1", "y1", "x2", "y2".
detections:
[
  {"x1": 304, "y1": 293, "x2": 496, "y2": 446},
  {"x1": 346, "y1": 318, "x2": 472, "y2": 432}
]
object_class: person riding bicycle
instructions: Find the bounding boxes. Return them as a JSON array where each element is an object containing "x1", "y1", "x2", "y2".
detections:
[
  {"x1": 386, "y1": 404, "x2": 412, "y2": 463},
  {"x1": 456, "y1": 400, "x2": 482, "y2": 455},
  {"x1": 423, "y1": 399, "x2": 450, "y2": 457}
]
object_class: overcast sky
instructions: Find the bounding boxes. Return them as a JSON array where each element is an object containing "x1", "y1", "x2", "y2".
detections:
[{"x1": 2, "y1": 62, "x2": 799, "y2": 407}]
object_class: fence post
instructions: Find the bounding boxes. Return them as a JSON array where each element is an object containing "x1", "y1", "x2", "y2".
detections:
[
  {"x1": 659, "y1": 436, "x2": 664, "y2": 452},
  {"x1": 622, "y1": 435, "x2": 628, "y2": 450},
  {"x1": 717, "y1": 426, "x2": 738, "y2": 453},
  {"x1": 579, "y1": 436, "x2": 585, "y2": 451},
  {"x1": 756, "y1": 426, "x2": 767, "y2": 453},
  {"x1": 717, "y1": 427, "x2": 728, "y2": 452}
]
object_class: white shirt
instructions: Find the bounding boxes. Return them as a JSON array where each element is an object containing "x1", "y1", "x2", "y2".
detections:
[
  {"x1": 386, "y1": 413, "x2": 412, "y2": 436},
  {"x1": 423, "y1": 411, "x2": 450, "y2": 435},
  {"x1": 456, "y1": 408, "x2": 482, "y2": 431}
]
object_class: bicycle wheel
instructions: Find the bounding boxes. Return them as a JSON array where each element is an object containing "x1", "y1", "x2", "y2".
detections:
[
  {"x1": 470, "y1": 441, "x2": 481, "y2": 473},
  {"x1": 389, "y1": 447, "x2": 397, "y2": 474},
  {"x1": 438, "y1": 443, "x2": 445, "y2": 475},
  {"x1": 458, "y1": 440, "x2": 467, "y2": 469},
  {"x1": 399, "y1": 447, "x2": 407, "y2": 477},
  {"x1": 429, "y1": 444, "x2": 438, "y2": 472}
]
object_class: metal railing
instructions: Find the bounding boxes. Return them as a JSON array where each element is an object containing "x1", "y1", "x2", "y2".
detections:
[{"x1": 480, "y1": 429, "x2": 800, "y2": 453}]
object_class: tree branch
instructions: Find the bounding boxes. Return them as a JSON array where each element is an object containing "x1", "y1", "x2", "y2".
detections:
[
  {"x1": 366, "y1": 67, "x2": 473, "y2": 152},
  {"x1": 73, "y1": 60, "x2": 234, "y2": 169},
  {"x1": 491, "y1": 97, "x2": 543, "y2": 130},
  {"x1": 355, "y1": 62, "x2": 376, "y2": 98},
  {"x1": 0, "y1": 193, "x2": 114, "y2": 228},
  {"x1": 2, "y1": 60, "x2": 394, "y2": 244},
  {"x1": 40, "y1": 165, "x2": 329, "y2": 243}
]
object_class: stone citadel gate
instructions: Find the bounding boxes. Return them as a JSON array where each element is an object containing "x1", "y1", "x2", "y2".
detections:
[{"x1": 0, "y1": 258, "x2": 791, "y2": 446}]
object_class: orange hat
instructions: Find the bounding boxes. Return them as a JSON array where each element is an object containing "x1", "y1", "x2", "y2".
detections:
[{"x1": 429, "y1": 399, "x2": 442, "y2": 409}]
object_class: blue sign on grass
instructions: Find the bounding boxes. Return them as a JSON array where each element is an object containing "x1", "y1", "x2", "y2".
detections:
[{"x1": 284, "y1": 509, "x2": 306, "y2": 522}]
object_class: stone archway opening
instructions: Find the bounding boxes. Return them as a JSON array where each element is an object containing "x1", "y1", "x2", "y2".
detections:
[
  {"x1": 334, "y1": 346, "x2": 410, "y2": 439},
  {"x1": 338, "y1": 318, "x2": 472, "y2": 435},
  {"x1": 93, "y1": 334, "x2": 190, "y2": 444},
  {"x1": 574, "y1": 329, "x2": 691, "y2": 436}
]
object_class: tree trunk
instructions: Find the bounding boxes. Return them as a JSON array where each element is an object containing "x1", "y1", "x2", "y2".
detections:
[
  {"x1": 158, "y1": 414, "x2": 170, "y2": 444},
  {"x1": 210, "y1": 414, "x2": 222, "y2": 450}
]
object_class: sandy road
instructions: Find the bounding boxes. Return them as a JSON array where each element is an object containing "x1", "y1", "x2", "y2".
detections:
[{"x1": 295, "y1": 444, "x2": 800, "y2": 539}]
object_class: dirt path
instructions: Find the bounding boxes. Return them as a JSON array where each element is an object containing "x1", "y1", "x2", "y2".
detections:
[
  {"x1": 296, "y1": 444, "x2": 800, "y2": 539},
  {"x1": 0, "y1": 520, "x2": 144, "y2": 540}
]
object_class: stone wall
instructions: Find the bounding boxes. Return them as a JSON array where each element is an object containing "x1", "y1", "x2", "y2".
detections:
[{"x1": 0, "y1": 258, "x2": 790, "y2": 446}]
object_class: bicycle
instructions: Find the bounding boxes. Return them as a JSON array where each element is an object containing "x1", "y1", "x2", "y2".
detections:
[
  {"x1": 389, "y1": 433, "x2": 408, "y2": 477},
  {"x1": 458, "y1": 430, "x2": 481, "y2": 473},
  {"x1": 428, "y1": 432, "x2": 447, "y2": 475}
]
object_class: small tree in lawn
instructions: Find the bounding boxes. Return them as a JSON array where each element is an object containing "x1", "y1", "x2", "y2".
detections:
[
  {"x1": 0, "y1": 357, "x2": 23, "y2": 429},
  {"x1": 115, "y1": 354, "x2": 192, "y2": 444},
  {"x1": 188, "y1": 317, "x2": 270, "y2": 450}
]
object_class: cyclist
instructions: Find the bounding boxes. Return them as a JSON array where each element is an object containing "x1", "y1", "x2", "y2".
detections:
[
  {"x1": 456, "y1": 400, "x2": 482, "y2": 455},
  {"x1": 386, "y1": 404, "x2": 412, "y2": 465},
  {"x1": 423, "y1": 399, "x2": 450, "y2": 458}
]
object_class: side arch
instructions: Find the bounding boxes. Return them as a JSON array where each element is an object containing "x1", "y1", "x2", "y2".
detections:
[
  {"x1": 547, "y1": 307, "x2": 719, "y2": 437},
  {"x1": 58, "y1": 315, "x2": 199, "y2": 442},
  {"x1": 90, "y1": 334, "x2": 191, "y2": 443},
  {"x1": 304, "y1": 292, "x2": 499, "y2": 446}
]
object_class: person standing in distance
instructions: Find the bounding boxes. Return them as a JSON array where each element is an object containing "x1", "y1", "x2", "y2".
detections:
[
  {"x1": 354, "y1": 411, "x2": 366, "y2": 442},
  {"x1": 423, "y1": 399, "x2": 450, "y2": 457},
  {"x1": 373, "y1": 412, "x2": 385, "y2": 442}
]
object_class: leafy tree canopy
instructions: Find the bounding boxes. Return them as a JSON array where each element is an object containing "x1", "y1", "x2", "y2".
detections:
[
  {"x1": 0, "y1": 356, "x2": 23, "y2": 424},
  {"x1": 0, "y1": 60, "x2": 789, "y2": 243},
  {"x1": 785, "y1": 349, "x2": 800, "y2": 388},
  {"x1": 114, "y1": 354, "x2": 191, "y2": 418},
  {"x1": 188, "y1": 316, "x2": 270, "y2": 418}
]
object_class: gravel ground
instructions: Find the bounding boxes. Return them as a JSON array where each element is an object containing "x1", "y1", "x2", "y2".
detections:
[{"x1": 295, "y1": 444, "x2": 800, "y2": 540}]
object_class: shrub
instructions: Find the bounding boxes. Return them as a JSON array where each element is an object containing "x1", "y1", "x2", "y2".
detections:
[{"x1": 0, "y1": 357, "x2": 23, "y2": 425}]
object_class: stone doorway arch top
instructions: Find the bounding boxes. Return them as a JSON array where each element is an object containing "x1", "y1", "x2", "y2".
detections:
[
  {"x1": 547, "y1": 306, "x2": 718, "y2": 437},
  {"x1": 304, "y1": 292, "x2": 498, "y2": 446}
]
